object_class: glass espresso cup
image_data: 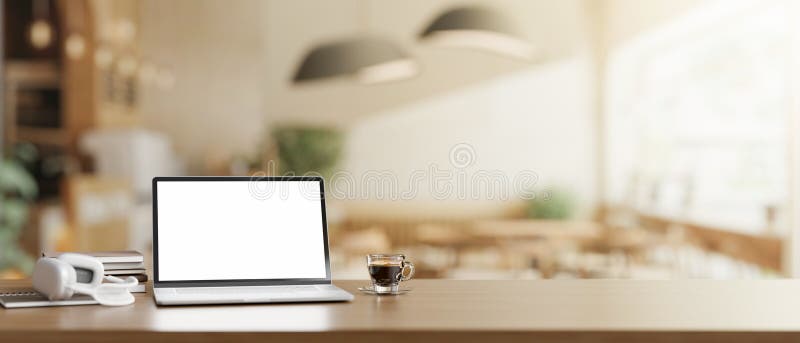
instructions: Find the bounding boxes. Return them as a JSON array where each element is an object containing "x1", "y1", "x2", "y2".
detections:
[{"x1": 367, "y1": 254, "x2": 414, "y2": 294}]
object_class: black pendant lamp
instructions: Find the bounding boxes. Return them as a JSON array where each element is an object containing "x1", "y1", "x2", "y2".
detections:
[
  {"x1": 419, "y1": 7, "x2": 535, "y2": 60},
  {"x1": 293, "y1": 37, "x2": 418, "y2": 84}
]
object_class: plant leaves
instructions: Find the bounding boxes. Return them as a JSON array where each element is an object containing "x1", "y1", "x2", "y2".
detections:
[
  {"x1": 0, "y1": 156, "x2": 38, "y2": 273},
  {"x1": 526, "y1": 189, "x2": 576, "y2": 220},
  {"x1": 0, "y1": 158, "x2": 38, "y2": 199},
  {"x1": 2, "y1": 199, "x2": 29, "y2": 232},
  {"x1": 274, "y1": 127, "x2": 343, "y2": 178}
]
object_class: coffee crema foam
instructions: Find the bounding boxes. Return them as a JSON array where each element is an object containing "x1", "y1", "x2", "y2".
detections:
[{"x1": 369, "y1": 261, "x2": 402, "y2": 266}]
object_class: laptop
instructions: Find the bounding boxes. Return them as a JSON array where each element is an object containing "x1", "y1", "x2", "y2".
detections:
[{"x1": 152, "y1": 176, "x2": 354, "y2": 305}]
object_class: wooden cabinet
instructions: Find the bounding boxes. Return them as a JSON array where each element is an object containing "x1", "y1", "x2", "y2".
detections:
[{"x1": 2, "y1": 0, "x2": 97, "y2": 199}]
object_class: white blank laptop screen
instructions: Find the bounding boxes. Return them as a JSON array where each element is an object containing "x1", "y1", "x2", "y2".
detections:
[{"x1": 156, "y1": 180, "x2": 328, "y2": 281}]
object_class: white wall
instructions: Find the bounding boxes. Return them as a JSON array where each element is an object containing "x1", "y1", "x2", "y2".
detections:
[
  {"x1": 138, "y1": 0, "x2": 598, "y2": 219},
  {"x1": 342, "y1": 57, "x2": 597, "y2": 219},
  {"x1": 138, "y1": 0, "x2": 268, "y2": 170}
]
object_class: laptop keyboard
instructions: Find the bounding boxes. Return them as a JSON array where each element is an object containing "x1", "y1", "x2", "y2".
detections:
[{"x1": 174, "y1": 285, "x2": 321, "y2": 295}]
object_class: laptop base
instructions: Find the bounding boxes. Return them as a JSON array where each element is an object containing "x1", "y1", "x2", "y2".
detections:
[{"x1": 153, "y1": 283, "x2": 353, "y2": 305}]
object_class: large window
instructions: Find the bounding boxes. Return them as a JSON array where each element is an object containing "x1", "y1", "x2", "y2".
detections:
[{"x1": 607, "y1": 1, "x2": 792, "y2": 234}]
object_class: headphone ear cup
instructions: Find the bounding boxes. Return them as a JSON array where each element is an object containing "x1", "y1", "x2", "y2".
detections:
[{"x1": 32, "y1": 258, "x2": 77, "y2": 300}]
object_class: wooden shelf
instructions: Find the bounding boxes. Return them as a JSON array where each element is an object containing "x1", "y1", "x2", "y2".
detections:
[
  {"x1": 14, "y1": 127, "x2": 69, "y2": 146},
  {"x1": 3, "y1": 61, "x2": 62, "y2": 146}
]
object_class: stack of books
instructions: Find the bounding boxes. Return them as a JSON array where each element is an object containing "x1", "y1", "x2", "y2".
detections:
[{"x1": 43, "y1": 251, "x2": 147, "y2": 293}]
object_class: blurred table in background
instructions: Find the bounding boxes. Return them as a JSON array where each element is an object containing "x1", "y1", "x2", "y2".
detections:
[
  {"x1": 467, "y1": 220, "x2": 604, "y2": 277},
  {"x1": 470, "y1": 220, "x2": 602, "y2": 241}
]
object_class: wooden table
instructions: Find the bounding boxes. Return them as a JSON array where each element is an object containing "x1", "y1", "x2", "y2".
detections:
[
  {"x1": 3, "y1": 279, "x2": 800, "y2": 342},
  {"x1": 467, "y1": 220, "x2": 605, "y2": 276},
  {"x1": 470, "y1": 220, "x2": 602, "y2": 241}
]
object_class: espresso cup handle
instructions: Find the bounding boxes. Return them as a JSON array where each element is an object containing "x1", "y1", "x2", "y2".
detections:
[{"x1": 400, "y1": 261, "x2": 415, "y2": 281}]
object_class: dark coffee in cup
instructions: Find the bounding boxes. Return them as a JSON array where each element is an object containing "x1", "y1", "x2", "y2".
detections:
[
  {"x1": 368, "y1": 263, "x2": 403, "y2": 286},
  {"x1": 366, "y1": 254, "x2": 415, "y2": 294}
]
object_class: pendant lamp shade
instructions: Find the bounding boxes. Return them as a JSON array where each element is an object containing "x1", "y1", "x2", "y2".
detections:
[
  {"x1": 293, "y1": 37, "x2": 418, "y2": 84},
  {"x1": 419, "y1": 7, "x2": 535, "y2": 60}
]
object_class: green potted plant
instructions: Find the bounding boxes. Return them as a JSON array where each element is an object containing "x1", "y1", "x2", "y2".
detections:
[
  {"x1": 525, "y1": 188, "x2": 576, "y2": 220},
  {"x1": 272, "y1": 126, "x2": 343, "y2": 178},
  {"x1": 0, "y1": 144, "x2": 39, "y2": 275}
]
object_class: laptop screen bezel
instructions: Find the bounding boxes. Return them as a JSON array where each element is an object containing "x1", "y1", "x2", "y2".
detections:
[{"x1": 152, "y1": 176, "x2": 332, "y2": 288}]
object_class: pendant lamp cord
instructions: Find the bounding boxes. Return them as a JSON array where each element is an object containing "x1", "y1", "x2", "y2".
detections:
[{"x1": 33, "y1": 0, "x2": 49, "y2": 20}]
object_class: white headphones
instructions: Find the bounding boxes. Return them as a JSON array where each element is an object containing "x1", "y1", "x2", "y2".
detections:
[{"x1": 32, "y1": 253, "x2": 139, "y2": 306}]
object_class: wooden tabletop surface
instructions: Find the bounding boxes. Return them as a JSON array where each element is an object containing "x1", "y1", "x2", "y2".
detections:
[{"x1": 3, "y1": 279, "x2": 800, "y2": 342}]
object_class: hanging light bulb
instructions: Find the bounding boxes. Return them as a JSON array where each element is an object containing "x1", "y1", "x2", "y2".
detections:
[
  {"x1": 113, "y1": 19, "x2": 137, "y2": 45},
  {"x1": 29, "y1": 20, "x2": 53, "y2": 49},
  {"x1": 116, "y1": 55, "x2": 139, "y2": 77},
  {"x1": 29, "y1": 0, "x2": 53, "y2": 50},
  {"x1": 94, "y1": 46, "x2": 114, "y2": 69},
  {"x1": 65, "y1": 33, "x2": 86, "y2": 60},
  {"x1": 64, "y1": 0, "x2": 88, "y2": 60}
]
